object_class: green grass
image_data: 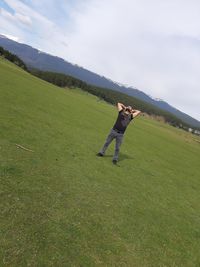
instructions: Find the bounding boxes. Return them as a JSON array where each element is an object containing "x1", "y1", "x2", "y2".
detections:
[{"x1": 1, "y1": 58, "x2": 200, "y2": 267}]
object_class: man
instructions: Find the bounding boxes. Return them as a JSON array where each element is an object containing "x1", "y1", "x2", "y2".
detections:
[{"x1": 97, "y1": 102, "x2": 141, "y2": 164}]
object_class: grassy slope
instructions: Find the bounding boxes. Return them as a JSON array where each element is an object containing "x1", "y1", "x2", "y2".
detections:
[{"x1": 1, "y1": 58, "x2": 200, "y2": 267}]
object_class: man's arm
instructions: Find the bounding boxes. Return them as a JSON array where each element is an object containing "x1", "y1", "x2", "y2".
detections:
[
  {"x1": 131, "y1": 109, "x2": 141, "y2": 118},
  {"x1": 117, "y1": 102, "x2": 126, "y2": 112}
]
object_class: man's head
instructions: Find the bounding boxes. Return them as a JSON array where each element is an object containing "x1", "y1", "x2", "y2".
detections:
[{"x1": 124, "y1": 106, "x2": 132, "y2": 114}]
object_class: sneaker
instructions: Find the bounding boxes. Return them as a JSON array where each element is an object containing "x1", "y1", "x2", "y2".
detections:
[
  {"x1": 97, "y1": 152, "x2": 104, "y2": 157},
  {"x1": 112, "y1": 159, "x2": 117, "y2": 165}
]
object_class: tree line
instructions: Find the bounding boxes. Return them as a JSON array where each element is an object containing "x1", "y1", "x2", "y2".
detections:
[
  {"x1": 1, "y1": 46, "x2": 197, "y2": 131},
  {"x1": 0, "y1": 46, "x2": 27, "y2": 71},
  {"x1": 30, "y1": 69, "x2": 192, "y2": 130}
]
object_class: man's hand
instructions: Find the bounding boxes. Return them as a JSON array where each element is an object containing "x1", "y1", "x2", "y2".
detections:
[
  {"x1": 131, "y1": 109, "x2": 141, "y2": 118},
  {"x1": 117, "y1": 102, "x2": 126, "y2": 112}
]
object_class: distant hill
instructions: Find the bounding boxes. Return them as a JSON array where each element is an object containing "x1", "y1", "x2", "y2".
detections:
[
  {"x1": 0, "y1": 44, "x2": 191, "y2": 131},
  {"x1": 0, "y1": 34, "x2": 199, "y2": 128},
  {"x1": 31, "y1": 69, "x2": 193, "y2": 131}
]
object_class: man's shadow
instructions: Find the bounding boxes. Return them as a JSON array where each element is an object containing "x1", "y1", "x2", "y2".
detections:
[{"x1": 104, "y1": 152, "x2": 133, "y2": 162}]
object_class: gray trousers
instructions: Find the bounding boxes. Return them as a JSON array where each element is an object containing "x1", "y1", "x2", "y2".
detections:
[{"x1": 100, "y1": 129, "x2": 124, "y2": 161}]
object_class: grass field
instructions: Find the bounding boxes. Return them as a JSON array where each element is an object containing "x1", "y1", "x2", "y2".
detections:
[{"x1": 1, "y1": 58, "x2": 200, "y2": 266}]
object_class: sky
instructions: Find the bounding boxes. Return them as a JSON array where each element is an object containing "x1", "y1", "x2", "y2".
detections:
[{"x1": 0, "y1": 0, "x2": 200, "y2": 121}]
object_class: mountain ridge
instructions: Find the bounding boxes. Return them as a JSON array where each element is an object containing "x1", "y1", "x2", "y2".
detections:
[{"x1": 0, "y1": 34, "x2": 199, "y2": 128}]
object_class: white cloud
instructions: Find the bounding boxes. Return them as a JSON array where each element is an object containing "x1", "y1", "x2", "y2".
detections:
[
  {"x1": 63, "y1": 0, "x2": 200, "y2": 121},
  {"x1": 15, "y1": 13, "x2": 32, "y2": 26},
  {"x1": 0, "y1": 0, "x2": 200, "y2": 121},
  {"x1": 0, "y1": 7, "x2": 15, "y2": 21},
  {"x1": 0, "y1": 2, "x2": 31, "y2": 26}
]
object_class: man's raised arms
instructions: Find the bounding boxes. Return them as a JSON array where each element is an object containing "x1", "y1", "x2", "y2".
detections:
[{"x1": 116, "y1": 103, "x2": 141, "y2": 117}]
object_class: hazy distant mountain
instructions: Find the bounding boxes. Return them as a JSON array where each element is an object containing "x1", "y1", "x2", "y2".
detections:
[{"x1": 0, "y1": 34, "x2": 199, "y2": 128}]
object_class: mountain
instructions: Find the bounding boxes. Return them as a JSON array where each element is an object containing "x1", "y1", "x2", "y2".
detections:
[{"x1": 0, "y1": 34, "x2": 199, "y2": 128}]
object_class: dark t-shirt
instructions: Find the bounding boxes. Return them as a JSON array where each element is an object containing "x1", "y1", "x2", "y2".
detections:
[{"x1": 113, "y1": 110, "x2": 133, "y2": 133}]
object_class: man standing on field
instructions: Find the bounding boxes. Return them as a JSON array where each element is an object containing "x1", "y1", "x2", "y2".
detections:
[{"x1": 97, "y1": 102, "x2": 141, "y2": 164}]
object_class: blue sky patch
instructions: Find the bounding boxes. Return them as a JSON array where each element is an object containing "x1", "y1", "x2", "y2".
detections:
[{"x1": 0, "y1": 0, "x2": 15, "y2": 15}]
